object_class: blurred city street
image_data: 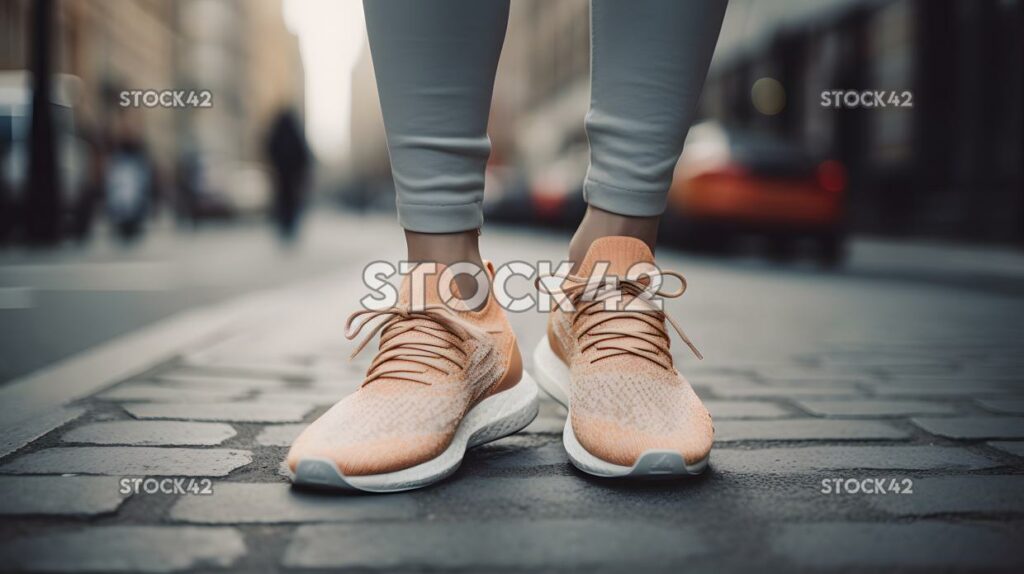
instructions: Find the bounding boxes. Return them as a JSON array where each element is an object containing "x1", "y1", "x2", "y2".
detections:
[
  {"x1": 5, "y1": 210, "x2": 1024, "y2": 383},
  {"x1": 1, "y1": 211, "x2": 1024, "y2": 571},
  {"x1": 2, "y1": 0, "x2": 1024, "y2": 571}
]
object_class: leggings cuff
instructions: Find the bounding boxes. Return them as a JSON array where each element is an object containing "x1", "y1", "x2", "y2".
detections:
[
  {"x1": 583, "y1": 178, "x2": 668, "y2": 218},
  {"x1": 398, "y1": 200, "x2": 483, "y2": 233}
]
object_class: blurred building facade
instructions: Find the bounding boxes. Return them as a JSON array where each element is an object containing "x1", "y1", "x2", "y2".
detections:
[
  {"x1": 1, "y1": 0, "x2": 304, "y2": 226},
  {"x1": 2, "y1": 0, "x2": 180, "y2": 162},
  {"x1": 499, "y1": 0, "x2": 590, "y2": 173},
  {"x1": 708, "y1": 0, "x2": 1024, "y2": 243},
  {"x1": 348, "y1": 38, "x2": 388, "y2": 190},
  {"x1": 177, "y1": 0, "x2": 304, "y2": 165}
]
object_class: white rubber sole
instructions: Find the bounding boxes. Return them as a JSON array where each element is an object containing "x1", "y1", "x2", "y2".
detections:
[
  {"x1": 532, "y1": 335, "x2": 708, "y2": 478},
  {"x1": 291, "y1": 374, "x2": 539, "y2": 493}
]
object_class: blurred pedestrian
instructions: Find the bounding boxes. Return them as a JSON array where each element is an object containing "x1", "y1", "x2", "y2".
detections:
[
  {"x1": 69, "y1": 120, "x2": 103, "y2": 242},
  {"x1": 287, "y1": 0, "x2": 728, "y2": 492},
  {"x1": 104, "y1": 109, "x2": 154, "y2": 242},
  {"x1": 264, "y1": 108, "x2": 311, "y2": 242}
]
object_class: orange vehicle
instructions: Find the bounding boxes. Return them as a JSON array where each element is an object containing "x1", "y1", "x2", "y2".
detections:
[{"x1": 665, "y1": 122, "x2": 847, "y2": 266}]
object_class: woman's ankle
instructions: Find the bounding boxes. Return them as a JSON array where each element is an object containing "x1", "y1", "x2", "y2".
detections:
[
  {"x1": 404, "y1": 229, "x2": 484, "y2": 268},
  {"x1": 569, "y1": 206, "x2": 659, "y2": 271},
  {"x1": 404, "y1": 229, "x2": 485, "y2": 302}
]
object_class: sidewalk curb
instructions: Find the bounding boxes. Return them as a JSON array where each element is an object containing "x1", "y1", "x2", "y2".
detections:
[{"x1": 0, "y1": 275, "x2": 338, "y2": 459}]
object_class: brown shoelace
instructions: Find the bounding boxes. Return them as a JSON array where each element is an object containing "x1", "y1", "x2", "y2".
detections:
[
  {"x1": 345, "y1": 305, "x2": 488, "y2": 386},
  {"x1": 540, "y1": 270, "x2": 702, "y2": 369}
]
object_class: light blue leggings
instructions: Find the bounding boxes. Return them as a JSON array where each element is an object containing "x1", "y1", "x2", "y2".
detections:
[{"x1": 363, "y1": 0, "x2": 728, "y2": 233}]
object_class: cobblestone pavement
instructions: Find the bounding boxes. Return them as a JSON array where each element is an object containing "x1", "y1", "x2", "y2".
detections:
[{"x1": 1, "y1": 221, "x2": 1023, "y2": 572}]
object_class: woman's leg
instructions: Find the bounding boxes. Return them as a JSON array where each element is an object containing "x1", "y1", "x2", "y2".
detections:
[
  {"x1": 362, "y1": 0, "x2": 509, "y2": 269},
  {"x1": 287, "y1": 2, "x2": 533, "y2": 493},
  {"x1": 570, "y1": 0, "x2": 728, "y2": 264},
  {"x1": 538, "y1": 1, "x2": 729, "y2": 479}
]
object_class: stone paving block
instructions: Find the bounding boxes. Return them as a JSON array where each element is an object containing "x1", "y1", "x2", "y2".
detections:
[
  {"x1": 796, "y1": 399, "x2": 957, "y2": 418},
  {"x1": 707, "y1": 383, "x2": 862, "y2": 399},
  {"x1": 256, "y1": 389, "x2": 345, "y2": 406},
  {"x1": 123, "y1": 402, "x2": 313, "y2": 423},
  {"x1": 0, "y1": 526, "x2": 245, "y2": 572},
  {"x1": 757, "y1": 375, "x2": 870, "y2": 387},
  {"x1": 62, "y1": 421, "x2": 236, "y2": 446},
  {"x1": 154, "y1": 373, "x2": 289, "y2": 391},
  {"x1": 309, "y1": 376, "x2": 364, "y2": 390},
  {"x1": 772, "y1": 523, "x2": 1022, "y2": 568},
  {"x1": 256, "y1": 424, "x2": 305, "y2": 447},
  {"x1": 865, "y1": 476, "x2": 1024, "y2": 515},
  {"x1": 476, "y1": 439, "x2": 568, "y2": 469},
  {"x1": 309, "y1": 356, "x2": 365, "y2": 371},
  {"x1": 283, "y1": 520, "x2": 707, "y2": 570},
  {"x1": 0, "y1": 447, "x2": 252, "y2": 476},
  {"x1": 704, "y1": 400, "x2": 790, "y2": 419},
  {"x1": 98, "y1": 384, "x2": 246, "y2": 403},
  {"x1": 175, "y1": 359, "x2": 317, "y2": 380},
  {"x1": 687, "y1": 373, "x2": 760, "y2": 386},
  {"x1": 306, "y1": 384, "x2": 362, "y2": 400},
  {"x1": 887, "y1": 374, "x2": 1023, "y2": 387},
  {"x1": 170, "y1": 482, "x2": 418, "y2": 523},
  {"x1": 712, "y1": 446, "x2": 998, "y2": 474},
  {"x1": 0, "y1": 407, "x2": 85, "y2": 459},
  {"x1": 872, "y1": 383, "x2": 1022, "y2": 397},
  {"x1": 911, "y1": 416, "x2": 1024, "y2": 439},
  {"x1": 714, "y1": 419, "x2": 909, "y2": 442},
  {"x1": 429, "y1": 476, "x2": 595, "y2": 511},
  {"x1": 879, "y1": 364, "x2": 965, "y2": 376},
  {"x1": 0, "y1": 476, "x2": 128, "y2": 516},
  {"x1": 988, "y1": 441, "x2": 1024, "y2": 457},
  {"x1": 682, "y1": 363, "x2": 755, "y2": 375},
  {"x1": 976, "y1": 398, "x2": 1024, "y2": 415}
]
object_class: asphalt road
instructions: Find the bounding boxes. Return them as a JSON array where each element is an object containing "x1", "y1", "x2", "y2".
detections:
[{"x1": 0, "y1": 213, "x2": 385, "y2": 383}]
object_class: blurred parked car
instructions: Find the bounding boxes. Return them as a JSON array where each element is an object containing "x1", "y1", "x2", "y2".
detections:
[
  {"x1": 526, "y1": 143, "x2": 588, "y2": 228},
  {"x1": 665, "y1": 121, "x2": 847, "y2": 266},
  {"x1": 482, "y1": 165, "x2": 532, "y2": 224}
]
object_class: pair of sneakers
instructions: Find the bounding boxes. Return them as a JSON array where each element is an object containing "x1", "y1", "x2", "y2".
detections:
[{"x1": 286, "y1": 237, "x2": 713, "y2": 492}]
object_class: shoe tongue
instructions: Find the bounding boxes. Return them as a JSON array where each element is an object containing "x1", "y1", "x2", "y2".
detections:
[
  {"x1": 576, "y1": 236, "x2": 655, "y2": 278},
  {"x1": 396, "y1": 263, "x2": 456, "y2": 309},
  {"x1": 396, "y1": 262, "x2": 495, "y2": 312}
]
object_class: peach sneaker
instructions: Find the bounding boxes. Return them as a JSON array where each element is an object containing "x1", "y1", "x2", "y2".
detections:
[
  {"x1": 533, "y1": 237, "x2": 712, "y2": 477},
  {"x1": 288, "y1": 262, "x2": 538, "y2": 492}
]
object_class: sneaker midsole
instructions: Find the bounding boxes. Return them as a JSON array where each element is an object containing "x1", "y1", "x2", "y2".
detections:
[{"x1": 292, "y1": 374, "x2": 539, "y2": 492}]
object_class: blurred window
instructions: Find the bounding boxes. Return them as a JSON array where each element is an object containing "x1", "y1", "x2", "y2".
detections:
[{"x1": 867, "y1": 0, "x2": 914, "y2": 164}]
